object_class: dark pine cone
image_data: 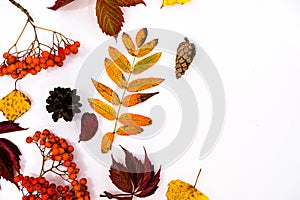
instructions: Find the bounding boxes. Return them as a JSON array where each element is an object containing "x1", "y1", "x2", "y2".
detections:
[
  {"x1": 46, "y1": 87, "x2": 82, "y2": 122},
  {"x1": 175, "y1": 37, "x2": 196, "y2": 79}
]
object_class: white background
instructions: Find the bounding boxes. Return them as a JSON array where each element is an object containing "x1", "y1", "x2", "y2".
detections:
[{"x1": 0, "y1": 0, "x2": 300, "y2": 199}]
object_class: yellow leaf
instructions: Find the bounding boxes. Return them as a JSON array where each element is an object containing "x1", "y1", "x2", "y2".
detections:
[
  {"x1": 161, "y1": 0, "x2": 192, "y2": 8},
  {"x1": 135, "y1": 28, "x2": 148, "y2": 48},
  {"x1": 105, "y1": 58, "x2": 127, "y2": 88},
  {"x1": 116, "y1": 125, "x2": 144, "y2": 136},
  {"x1": 108, "y1": 46, "x2": 131, "y2": 73},
  {"x1": 127, "y1": 78, "x2": 164, "y2": 92},
  {"x1": 101, "y1": 132, "x2": 114, "y2": 153},
  {"x1": 136, "y1": 39, "x2": 158, "y2": 58},
  {"x1": 91, "y1": 78, "x2": 120, "y2": 105},
  {"x1": 88, "y1": 98, "x2": 116, "y2": 120},
  {"x1": 132, "y1": 52, "x2": 162, "y2": 75},
  {"x1": 119, "y1": 113, "x2": 152, "y2": 126},
  {"x1": 122, "y1": 32, "x2": 136, "y2": 56},
  {"x1": 166, "y1": 179, "x2": 209, "y2": 200},
  {"x1": 122, "y1": 92, "x2": 159, "y2": 107}
]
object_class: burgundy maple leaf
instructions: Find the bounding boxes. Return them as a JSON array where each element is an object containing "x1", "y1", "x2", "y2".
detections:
[
  {"x1": 100, "y1": 146, "x2": 161, "y2": 199},
  {"x1": 0, "y1": 121, "x2": 28, "y2": 134},
  {"x1": 0, "y1": 138, "x2": 22, "y2": 189}
]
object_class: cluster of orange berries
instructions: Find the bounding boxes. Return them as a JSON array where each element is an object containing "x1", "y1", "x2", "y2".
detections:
[
  {"x1": 22, "y1": 129, "x2": 90, "y2": 200},
  {"x1": 0, "y1": 41, "x2": 80, "y2": 79}
]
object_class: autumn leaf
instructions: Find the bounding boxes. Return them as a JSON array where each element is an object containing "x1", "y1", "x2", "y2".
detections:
[
  {"x1": 116, "y1": 125, "x2": 144, "y2": 136},
  {"x1": 122, "y1": 33, "x2": 136, "y2": 56},
  {"x1": 119, "y1": 113, "x2": 152, "y2": 126},
  {"x1": 136, "y1": 39, "x2": 158, "y2": 58},
  {"x1": 0, "y1": 138, "x2": 21, "y2": 189},
  {"x1": 91, "y1": 78, "x2": 120, "y2": 105},
  {"x1": 96, "y1": 0, "x2": 146, "y2": 36},
  {"x1": 127, "y1": 78, "x2": 164, "y2": 92},
  {"x1": 79, "y1": 113, "x2": 98, "y2": 142},
  {"x1": 135, "y1": 28, "x2": 148, "y2": 48},
  {"x1": 108, "y1": 46, "x2": 131, "y2": 73},
  {"x1": 88, "y1": 98, "x2": 116, "y2": 120},
  {"x1": 122, "y1": 92, "x2": 159, "y2": 107},
  {"x1": 161, "y1": 0, "x2": 192, "y2": 8},
  {"x1": 132, "y1": 52, "x2": 162, "y2": 75},
  {"x1": 101, "y1": 132, "x2": 115, "y2": 153},
  {"x1": 48, "y1": 0, "x2": 75, "y2": 10},
  {"x1": 105, "y1": 58, "x2": 127, "y2": 88},
  {"x1": 0, "y1": 121, "x2": 28, "y2": 134},
  {"x1": 100, "y1": 146, "x2": 161, "y2": 199}
]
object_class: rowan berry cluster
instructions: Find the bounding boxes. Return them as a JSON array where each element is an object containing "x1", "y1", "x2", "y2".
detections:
[{"x1": 15, "y1": 129, "x2": 90, "y2": 200}]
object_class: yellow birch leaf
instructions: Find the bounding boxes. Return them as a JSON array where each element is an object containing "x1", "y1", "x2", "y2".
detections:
[
  {"x1": 166, "y1": 179, "x2": 209, "y2": 200},
  {"x1": 105, "y1": 58, "x2": 127, "y2": 88},
  {"x1": 132, "y1": 52, "x2": 162, "y2": 75},
  {"x1": 108, "y1": 46, "x2": 131, "y2": 73},
  {"x1": 119, "y1": 113, "x2": 152, "y2": 126},
  {"x1": 136, "y1": 28, "x2": 148, "y2": 48},
  {"x1": 161, "y1": 0, "x2": 192, "y2": 8},
  {"x1": 88, "y1": 98, "x2": 116, "y2": 120},
  {"x1": 116, "y1": 125, "x2": 144, "y2": 136},
  {"x1": 101, "y1": 132, "x2": 114, "y2": 153},
  {"x1": 122, "y1": 32, "x2": 136, "y2": 56},
  {"x1": 122, "y1": 92, "x2": 159, "y2": 107},
  {"x1": 91, "y1": 78, "x2": 120, "y2": 105},
  {"x1": 136, "y1": 39, "x2": 158, "y2": 58},
  {"x1": 127, "y1": 78, "x2": 165, "y2": 92}
]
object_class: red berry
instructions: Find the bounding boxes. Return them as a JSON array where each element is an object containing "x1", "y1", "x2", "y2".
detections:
[{"x1": 26, "y1": 137, "x2": 33, "y2": 143}]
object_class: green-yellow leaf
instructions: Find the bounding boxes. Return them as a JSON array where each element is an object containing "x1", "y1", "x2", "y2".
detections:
[
  {"x1": 122, "y1": 92, "x2": 159, "y2": 107},
  {"x1": 105, "y1": 58, "x2": 127, "y2": 88},
  {"x1": 122, "y1": 32, "x2": 136, "y2": 56},
  {"x1": 132, "y1": 52, "x2": 162, "y2": 75},
  {"x1": 161, "y1": 0, "x2": 192, "y2": 8},
  {"x1": 101, "y1": 132, "x2": 114, "y2": 153},
  {"x1": 136, "y1": 39, "x2": 158, "y2": 58},
  {"x1": 116, "y1": 125, "x2": 144, "y2": 136},
  {"x1": 108, "y1": 46, "x2": 131, "y2": 73},
  {"x1": 119, "y1": 113, "x2": 152, "y2": 126},
  {"x1": 88, "y1": 98, "x2": 116, "y2": 120},
  {"x1": 136, "y1": 28, "x2": 148, "y2": 48},
  {"x1": 91, "y1": 78, "x2": 120, "y2": 105},
  {"x1": 127, "y1": 78, "x2": 165, "y2": 92}
]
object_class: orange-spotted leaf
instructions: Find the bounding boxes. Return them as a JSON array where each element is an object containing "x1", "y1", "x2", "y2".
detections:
[
  {"x1": 119, "y1": 113, "x2": 152, "y2": 126},
  {"x1": 136, "y1": 28, "x2": 148, "y2": 48},
  {"x1": 105, "y1": 58, "x2": 127, "y2": 88},
  {"x1": 101, "y1": 132, "x2": 115, "y2": 153},
  {"x1": 127, "y1": 78, "x2": 165, "y2": 92},
  {"x1": 122, "y1": 32, "x2": 136, "y2": 56},
  {"x1": 116, "y1": 125, "x2": 144, "y2": 136},
  {"x1": 108, "y1": 46, "x2": 131, "y2": 73},
  {"x1": 133, "y1": 52, "x2": 162, "y2": 75},
  {"x1": 88, "y1": 98, "x2": 116, "y2": 120},
  {"x1": 122, "y1": 92, "x2": 159, "y2": 107},
  {"x1": 136, "y1": 39, "x2": 158, "y2": 58},
  {"x1": 91, "y1": 78, "x2": 120, "y2": 105}
]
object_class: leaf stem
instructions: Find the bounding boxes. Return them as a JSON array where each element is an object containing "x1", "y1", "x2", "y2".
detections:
[{"x1": 194, "y1": 168, "x2": 202, "y2": 187}]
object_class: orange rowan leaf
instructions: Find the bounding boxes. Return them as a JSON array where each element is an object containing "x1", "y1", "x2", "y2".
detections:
[
  {"x1": 122, "y1": 92, "x2": 159, "y2": 107},
  {"x1": 116, "y1": 125, "x2": 144, "y2": 136},
  {"x1": 101, "y1": 132, "x2": 115, "y2": 153},
  {"x1": 136, "y1": 28, "x2": 148, "y2": 48},
  {"x1": 91, "y1": 78, "x2": 120, "y2": 105},
  {"x1": 108, "y1": 46, "x2": 131, "y2": 73},
  {"x1": 105, "y1": 58, "x2": 127, "y2": 88},
  {"x1": 122, "y1": 32, "x2": 136, "y2": 57},
  {"x1": 119, "y1": 113, "x2": 152, "y2": 126},
  {"x1": 88, "y1": 98, "x2": 116, "y2": 120},
  {"x1": 136, "y1": 39, "x2": 158, "y2": 58},
  {"x1": 127, "y1": 78, "x2": 165, "y2": 92},
  {"x1": 132, "y1": 52, "x2": 162, "y2": 75}
]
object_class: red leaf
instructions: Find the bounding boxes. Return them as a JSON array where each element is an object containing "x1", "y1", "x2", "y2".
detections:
[
  {"x1": 48, "y1": 0, "x2": 75, "y2": 10},
  {"x1": 116, "y1": 0, "x2": 146, "y2": 7},
  {"x1": 79, "y1": 113, "x2": 98, "y2": 142},
  {"x1": 0, "y1": 121, "x2": 28, "y2": 134},
  {"x1": 0, "y1": 138, "x2": 22, "y2": 189},
  {"x1": 102, "y1": 146, "x2": 160, "y2": 198}
]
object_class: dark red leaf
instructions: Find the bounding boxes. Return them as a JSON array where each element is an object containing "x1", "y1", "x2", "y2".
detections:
[
  {"x1": 0, "y1": 138, "x2": 22, "y2": 189},
  {"x1": 0, "y1": 121, "x2": 28, "y2": 134},
  {"x1": 48, "y1": 0, "x2": 75, "y2": 10},
  {"x1": 79, "y1": 113, "x2": 98, "y2": 142},
  {"x1": 116, "y1": 0, "x2": 146, "y2": 7},
  {"x1": 135, "y1": 167, "x2": 161, "y2": 197}
]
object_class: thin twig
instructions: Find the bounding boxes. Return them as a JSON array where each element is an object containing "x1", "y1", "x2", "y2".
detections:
[{"x1": 8, "y1": 0, "x2": 34, "y2": 22}]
